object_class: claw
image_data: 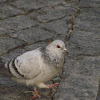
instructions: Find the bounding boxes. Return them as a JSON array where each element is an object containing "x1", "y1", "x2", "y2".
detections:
[
  {"x1": 32, "y1": 95, "x2": 35, "y2": 99},
  {"x1": 23, "y1": 89, "x2": 41, "y2": 99}
]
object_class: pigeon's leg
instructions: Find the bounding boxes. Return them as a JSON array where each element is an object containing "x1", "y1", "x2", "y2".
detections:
[
  {"x1": 37, "y1": 82, "x2": 59, "y2": 89},
  {"x1": 32, "y1": 86, "x2": 41, "y2": 99},
  {"x1": 37, "y1": 83, "x2": 49, "y2": 88},
  {"x1": 46, "y1": 82, "x2": 59, "y2": 88},
  {"x1": 23, "y1": 87, "x2": 41, "y2": 99}
]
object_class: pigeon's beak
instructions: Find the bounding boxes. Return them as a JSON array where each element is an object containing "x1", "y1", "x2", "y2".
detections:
[{"x1": 63, "y1": 48, "x2": 69, "y2": 55}]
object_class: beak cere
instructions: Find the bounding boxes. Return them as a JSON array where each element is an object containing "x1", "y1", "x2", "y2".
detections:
[
  {"x1": 63, "y1": 48, "x2": 67, "y2": 51},
  {"x1": 63, "y1": 48, "x2": 69, "y2": 55}
]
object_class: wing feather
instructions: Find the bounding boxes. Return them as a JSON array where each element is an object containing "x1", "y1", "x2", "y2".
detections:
[{"x1": 15, "y1": 48, "x2": 42, "y2": 79}]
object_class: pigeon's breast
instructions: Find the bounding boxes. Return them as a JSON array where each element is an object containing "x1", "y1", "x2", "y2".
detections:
[{"x1": 49, "y1": 55, "x2": 64, "y2": 68}]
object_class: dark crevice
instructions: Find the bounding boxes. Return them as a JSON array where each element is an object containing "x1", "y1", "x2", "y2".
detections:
[
  {"x1": 0, "y1": 7, "x2": 45, "y2": 21},
  {"x1": 46, "y1": 15, "x2": 67, "y2": 23},
  {"x1": 0, "y1": 33, "x2": 9, "y2": 37},
  {"x1": 52, "y1": 0, "x2": 80, "y2": 100},
  {"x1": 30, "y1": 15, "x2": 67, "y2": 24},
  {"x1": 95, "y1": 78, "x2": 100, "y2": 100},
  {"x1": 80, "y1": 7, "x2": 92, "y2": 9},
  {"x1": 27, "y1": 37, "x2": 54, "y2": 45},
  {"x1": 64, "y1": 0, "x2": 80, "y2": 43},
  {"x1": 0, "y1": 14, "x2": 26, "y2": 20},
  {"x1": 0, "y1": 0, "x2": 17, "y2": 4},
  {"x1": 21, "y1": 25, "x2": 39, "y2": 30},
  {"x1": 29, "y1": 16, "x2": 46, "y2": 24},
  {"x1": 65, "y1": 0, "x2": 71, "y2": 3},
  {"x1": 0, "y1": 43, "x2": 27, "y2": 57},
  {"x1": 77, "y1": 54, "x2": 100, "y2": 58},
  {"x1": 8, "y1": 35, "x2": 26, "y2": 43},
  {"x1": 0, "y1": 37, "x2": 54, "y2": 57},
  {"x1": 41, "y1": 27, "x2": 58, "y2": 35}
]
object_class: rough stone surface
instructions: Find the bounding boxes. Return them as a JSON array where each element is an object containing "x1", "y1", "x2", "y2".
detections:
[
  {"x1": 9, "y1": 27, "x2": 55, "y2": 43},
  {"x1": 0, "y1": 37, "x2": 24, "y2": 56},
  {"x1": 10, "y1": 0, "x2": 46, "y2": 12},
  {"x1": 54, "y1": 0, "x2": 100, "y2": 100},
  {"x1": 29, "y1": 5, "x2": 75, "y2": 23},
  {"x1": 39, "y1": 18, "x2": 68, "y2": 41},
  {"x1": 0, "y1": 0, "x2": 100, "y2": 100},
  {"x1": 10, "y1": 0, "x2": 70, "y2": 12},
  {"x1": 0, "y1": 4, "x2": 24, "y2": 19},
  {"x1": 24, "y1": 42, "x2": 48, "y2": 51},
  {"x1": 54, "y1": 56, "x2": 100, "y2": 100},
  {"x1": 0, "y1": 0, "x2": 7, "y2": 3},
  {"x1": 0, "y1": 16, "x2": 39, "y2": 32},
  {"x1": 1, "y1": 48, "x2": 27, "y2": 62}
]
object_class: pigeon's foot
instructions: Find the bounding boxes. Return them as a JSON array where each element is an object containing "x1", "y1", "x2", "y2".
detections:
[
  {"x1": 32, "y1": 89, "x2": 41, "y2": 99},
  {"x1": 46, "y1": 82, "x2": 59, "y2": 88},
  {"x1": 23, "y1": 89, "x2": 41, "y2": 99}
]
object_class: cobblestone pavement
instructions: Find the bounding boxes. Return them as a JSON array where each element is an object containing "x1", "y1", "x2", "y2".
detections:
[{"x1": 0, "y1": 0, "x2": 100, "y2": 100}]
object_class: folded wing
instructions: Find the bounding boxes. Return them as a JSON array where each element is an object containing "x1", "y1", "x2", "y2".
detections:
[{"x1": 5, "y1": 48, "x2": 42, "y2": 79}]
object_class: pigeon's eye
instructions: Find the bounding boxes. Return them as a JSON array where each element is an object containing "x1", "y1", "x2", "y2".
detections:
[{"x1": 57, "y1": 45, "x2": 60, "y2": 48}]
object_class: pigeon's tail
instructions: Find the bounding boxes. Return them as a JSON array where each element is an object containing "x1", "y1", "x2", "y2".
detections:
[
  {"x1": 5, "y1": 59, "x2": 12, "y2": 73},
  {"x1": 5, "y1": 58, "x2": 24, "y2": 78}
]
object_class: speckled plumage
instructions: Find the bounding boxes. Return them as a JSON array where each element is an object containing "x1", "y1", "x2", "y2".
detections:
[
  {"x1": 40, "y1": 47, "x2": 64, "y2": 68},
  {"x1": 5, "y1": 40, "x2": 67, "y2": 88}
]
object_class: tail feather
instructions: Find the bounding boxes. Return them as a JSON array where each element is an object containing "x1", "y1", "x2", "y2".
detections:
[
  {"x1": 5, "y1": 58, "x2": 24, "y2": 78},
  {"x1": 5, "y1": 60, "x2": 12, "y2": 73}
]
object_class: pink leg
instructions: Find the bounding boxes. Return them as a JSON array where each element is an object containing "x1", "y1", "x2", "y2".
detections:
[
  {"x1": 46, "y1": 82, "x2": 59, "y2": 88},
  {"x1": 23, "y1": 90, "x2": 41, "y2": 99},
  {"x1": 32, "y1": 89, "x2": 41, "y2": 99}
]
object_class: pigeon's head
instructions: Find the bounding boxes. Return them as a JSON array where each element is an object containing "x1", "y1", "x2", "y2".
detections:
[{"x1": 46, "y1": 40, "x2": 68, "y2": 53}]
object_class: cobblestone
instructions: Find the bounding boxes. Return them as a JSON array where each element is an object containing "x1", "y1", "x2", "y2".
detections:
[
  {"x1": 0, "y1": 3, "x2": 24, "y2": 19},
  {"x1": 0, "y1": 37, "x2": 24, "y2": 56},
  {"x1": 0, "y1": 16, "x2": 39, "y2": 32},
  {"x1": 54, "y1": 0, "x2": 100, "y2": 100},
  {"x1": 0, "y1": 0, "x2": 100, "y2": 100}
]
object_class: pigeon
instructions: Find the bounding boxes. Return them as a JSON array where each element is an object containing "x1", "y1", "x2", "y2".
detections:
[{"x1": 5, "y1": 40, "x2": 68, "y2": 98}]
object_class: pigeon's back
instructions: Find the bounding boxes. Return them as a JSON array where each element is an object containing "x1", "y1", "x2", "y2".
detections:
[{"x1": 5, "y1": 48, "x2": 42, "y2": 79}]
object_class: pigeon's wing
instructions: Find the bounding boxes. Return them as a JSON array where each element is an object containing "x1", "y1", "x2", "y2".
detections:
[{"x1": 5, "y1": 48, "x2": 42, "y2": 79}]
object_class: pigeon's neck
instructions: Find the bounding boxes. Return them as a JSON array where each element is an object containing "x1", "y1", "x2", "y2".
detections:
[{"x1": 40, "y1": 47, "x2": 64, "y2": 67}]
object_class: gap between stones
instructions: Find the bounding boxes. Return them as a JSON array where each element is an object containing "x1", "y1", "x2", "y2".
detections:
[
  {"x1": 0, "y1": 37, "x2": 54, "y2": 57},
  {"x1": 64, "y1": 0, "x2": 80, "y2": 43},
  {"x1": 51, "y1": 0, "x2": 81, "y2": 100}
]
